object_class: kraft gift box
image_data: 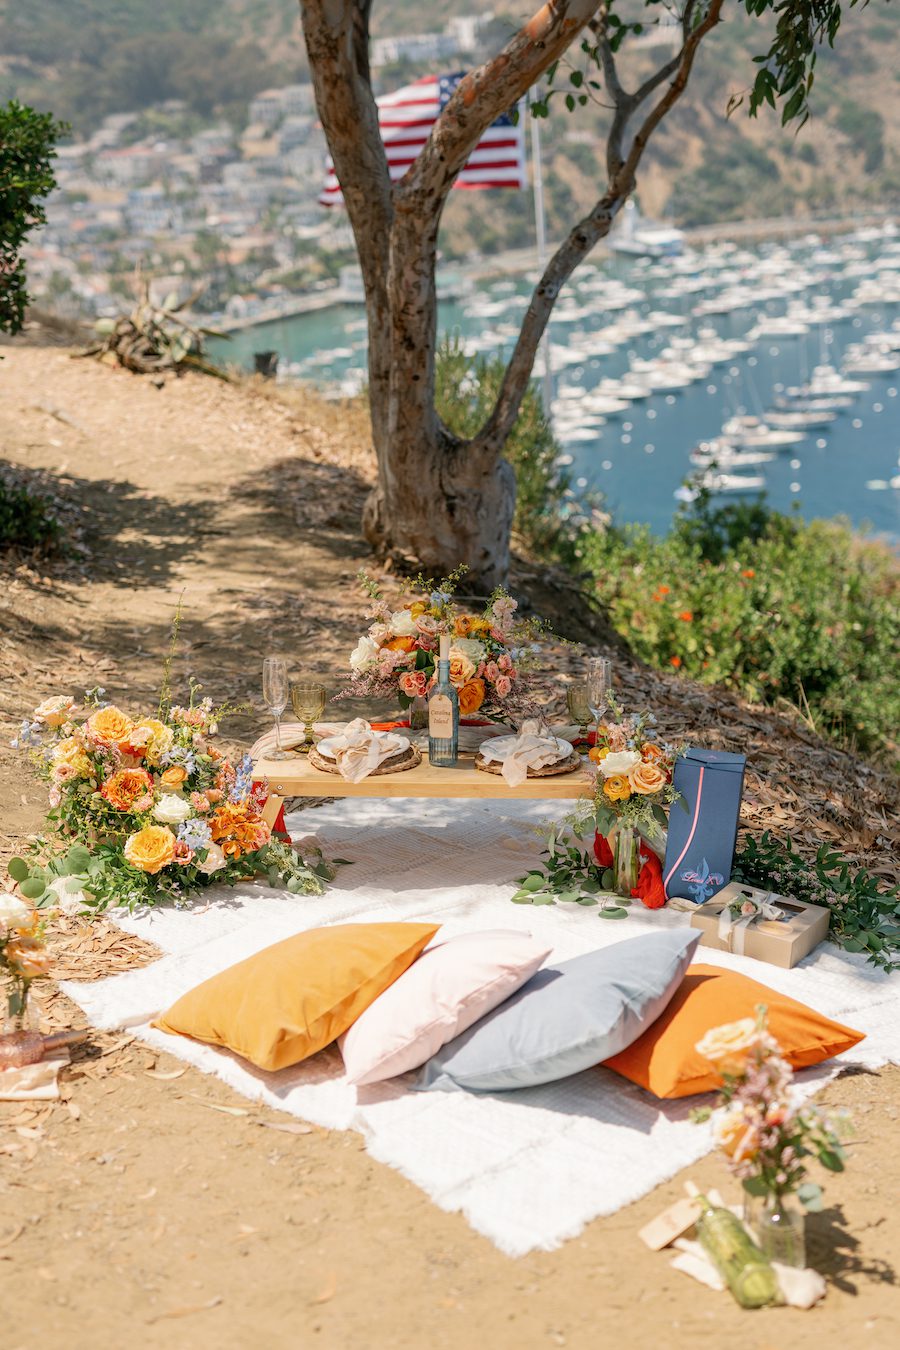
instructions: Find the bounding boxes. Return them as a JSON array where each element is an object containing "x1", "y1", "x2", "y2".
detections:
[
  {"x1": 690, "y1": 883, "x2": 830, "y2": 969},
  {"x1": 663, "y1": 749, "x2": 746, "y2": 904}
]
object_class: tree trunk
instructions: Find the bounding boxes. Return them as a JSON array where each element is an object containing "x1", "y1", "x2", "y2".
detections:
[{"x1": 360, "y1": 200, "x2": 515, "y2": 587}]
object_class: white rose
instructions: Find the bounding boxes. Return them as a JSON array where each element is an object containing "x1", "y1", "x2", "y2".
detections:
[
  {"x1": 349, "y1": 635, "x2": 380, "y2": 671},
  {"x1": 152, "y1": 793, "x2": 193, "y2": 825},
  {"x1": 197, "y1": 842, "x2": 227, "y2": 875},
  {"x1": 45, "y1": 876, "x2": 95, "y2": 914},
  {"x1": 389, "y1": 609, "x2": 417, "y2": 637},
  {"x1": 599, "y1": 750, "x2": 642, "y2": 778},
  {"x1": 0, "y1": 892, "x2": 31, "y2": 927},
  {"x1": 454, "y1": 637, "x2": 486, "y2": 664}
]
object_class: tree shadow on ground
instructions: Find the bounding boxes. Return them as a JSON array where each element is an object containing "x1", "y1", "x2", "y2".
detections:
[{"x1": 807, "y1": 1202, "x2": 897, "y2": 1293}]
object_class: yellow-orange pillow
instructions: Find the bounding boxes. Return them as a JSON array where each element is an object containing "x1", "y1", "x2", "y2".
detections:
[
  {"x1": 603, "y1": 963, "x2": 864, "y2": 1098},
  {"x1": 154, "y1": 921, "x2": 440, "y2": 1072}
]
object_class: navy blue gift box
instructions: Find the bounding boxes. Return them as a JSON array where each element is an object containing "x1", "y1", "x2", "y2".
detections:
[{"x1": 663, "y1": 749, "x2": 747, "y2": 904}]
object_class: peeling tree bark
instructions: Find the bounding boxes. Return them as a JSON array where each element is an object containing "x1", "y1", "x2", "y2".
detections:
[{"x1": 299, "y1": 1, "x2": 722, "y2": 588}]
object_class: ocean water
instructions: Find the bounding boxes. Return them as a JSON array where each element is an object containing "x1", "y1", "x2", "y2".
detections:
[{"x1": 211, "y1": 232, "x2": 900, "y2": 542}]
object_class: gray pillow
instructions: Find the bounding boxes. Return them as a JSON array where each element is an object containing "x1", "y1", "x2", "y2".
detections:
[{"x1": 414, "y1": 929, "x2": 700, "y2": 1093}]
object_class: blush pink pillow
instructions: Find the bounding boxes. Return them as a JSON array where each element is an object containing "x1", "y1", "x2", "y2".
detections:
[{"x1": 339, "y1": 929, "x2": 552, "y2": 1086}]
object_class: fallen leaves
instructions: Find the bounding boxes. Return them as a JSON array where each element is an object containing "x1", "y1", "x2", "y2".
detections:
[
  {"x1": 143, "y1": 1067, "x2": 187, "y2": 1081},
  {"x1": 310, "y1": 1272, "x2": 337, "y2": 1305},
  {"x1": 146, "y1": 1296, "x2": 223, "y2": 1324},
  {"x1": 186, "y1": 1094, "x2": 249, "y2": 1117},
  {"x1": 255, "y1": 1119, "x2": 314, "y2": 1136}
]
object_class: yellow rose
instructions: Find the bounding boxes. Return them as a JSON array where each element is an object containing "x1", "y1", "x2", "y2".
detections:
[
  {"x1": 695, "y1": 1018, "x2": 759, "y2": 1075},
  {"x1": 447, "y1": 648, "x2": 476, "y2": 688},
  {"x1": 52, "y1": 736, "x2": 93, "y2": 778},
  {"x1": 713, "y1": 1110, "x2": 760, "y2": 1163},
  {"x1": 603, "y1": 773, "x2": 631, "y2": 802},
  {"x1": 159, "y1": 765, "x2": 188, "y2": 789},
  {"x1": 458, "y1": 678, "x2": 485, "y2": 716},
  {"x1": 86, "y1": 706, "x2": 135, "y2": 750},
  {"x1": 123, "y1": 825, "x2": 176, "y2": 874},
  {"x1": 129, "y1": 719, "x2": 174, "y2": 766},
  {"x1": 628, "y1": 761, "x2": 667, "y2": 795},
  {"x1": 408, "y1": 601, "x2": 428, "y2": 619},
  {"x1": 34, "y1": 695, "x2": 77, "y2": 728}
]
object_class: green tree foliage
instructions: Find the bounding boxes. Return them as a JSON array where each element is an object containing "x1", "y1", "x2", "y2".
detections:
[
  {"x1": 434, "y1": 336, "x2": 602, "y2": 563},
  {"x1": 0, "y1": 100, "x2": 65, "y2": 334},
  {"x1": 582, "y1": 499, "x2": 900, "y2": 767}
]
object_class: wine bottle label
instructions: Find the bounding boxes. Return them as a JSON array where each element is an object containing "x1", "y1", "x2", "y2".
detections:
[{"x1": 429, "y1": 695, "x2": 454, "y2": 738}]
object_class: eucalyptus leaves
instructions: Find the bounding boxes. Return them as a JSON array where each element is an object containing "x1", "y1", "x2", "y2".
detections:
[{"x1": 510, "y1": 821, "x2": 632, "y2": 920}]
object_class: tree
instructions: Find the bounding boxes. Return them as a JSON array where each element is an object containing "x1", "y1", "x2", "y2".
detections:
[
  {"x1": 300, "y1": 1, "x2": 863, "y2": 587},
  {"x1": 0, "y1": 101, "x2": 66, "y2": 335}
]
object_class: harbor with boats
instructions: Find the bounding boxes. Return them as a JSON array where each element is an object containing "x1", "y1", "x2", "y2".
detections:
[{"x1": 210, "y1": 219, "x2": 900, "y2": 540}]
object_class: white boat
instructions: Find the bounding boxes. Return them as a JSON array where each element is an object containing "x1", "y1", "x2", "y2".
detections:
[
  {"x1": 806, "y1": 363, "x2": 871, "y2": 395},
  {"x1": 690, "y1": 441, "x2": 776, "y2": 468},
  {"x1": 765, "y1": 408, "x2": 837, "y2": 429},
  {"x1": 609, "y1": 200, "x2": 685, "y2": 258},
  {"x1": 842, "y1": 346, "x2": 900, "y2": 374},
  {"x1": 747, "y1": 315, "x2": 810, "y2": 340},
  {"x1": 776, "y1": 391, "x2": 855, "y2": 412},
  {"x1": 676, "y1": 469, "x2": 767, "y2": 502},
  {"x1": 720, "y1": 416, "x2": 805, "y2": 449}
]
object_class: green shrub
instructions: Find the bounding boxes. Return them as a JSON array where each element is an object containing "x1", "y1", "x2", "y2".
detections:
[
  {"x1": 434, "y1": 336, "x2": 603, "y2": 564},
  {"x1": 582, "y1": 497, "x2": 900, "y2": 766},
  {"x1": 0, "y1": 469, "x2": 61, "y2": 552}
]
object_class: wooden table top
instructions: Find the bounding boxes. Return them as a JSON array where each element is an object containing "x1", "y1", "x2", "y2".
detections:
[{"x1": 253, "y1": 748, "x2": 596, "y2": 800}]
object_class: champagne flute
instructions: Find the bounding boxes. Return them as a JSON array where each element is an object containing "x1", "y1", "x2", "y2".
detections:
[
  {"x1": 291, "y1": 681, "x2": 327, "y2": 755},
  {"x1": 586, "y1": 657, "x2": 612, "y2": 738},
  {"x1": 262, "y1": 656, "x2": 289, "y2": 761},
  {"x1": 566, "y1": 680, "x2": 592, "y2": 744}
]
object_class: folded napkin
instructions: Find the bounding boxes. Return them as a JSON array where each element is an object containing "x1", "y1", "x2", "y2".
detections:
[
  {"x1": 316, "y1": 718, "x2": 408, "y2": 783},
  {"x1": 0, "y1": 1047, "x2": 70, "y2": 1102},
  {"x1": 478, "y1": 721, "x2": 573, "y2": 788}
]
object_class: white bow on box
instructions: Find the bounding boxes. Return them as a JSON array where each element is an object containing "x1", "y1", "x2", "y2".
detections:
[{"x1": 717, "y1": 888, "x2": 785, "y2": 956}]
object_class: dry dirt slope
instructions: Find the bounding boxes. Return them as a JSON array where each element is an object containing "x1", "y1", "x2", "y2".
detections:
[{"x1": 0, "y1": 346, "x2": 898, "y2": 1350}]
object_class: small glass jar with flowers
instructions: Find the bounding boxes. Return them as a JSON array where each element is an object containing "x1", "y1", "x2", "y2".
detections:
[{"x1": 693, "y1": 1006, "x2": 852, "y2": 1268}]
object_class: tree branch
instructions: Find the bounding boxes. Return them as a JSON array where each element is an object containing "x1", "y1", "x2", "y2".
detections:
[
  {"x1": 299, "y1": 1, "x2": 392, "y2": 293},
  {"x1": 472, "y1": 0, "x2": 724, "y2": 458},
  {"x1": 398, "y1": 1, "x2": 604, "y2": 209}
]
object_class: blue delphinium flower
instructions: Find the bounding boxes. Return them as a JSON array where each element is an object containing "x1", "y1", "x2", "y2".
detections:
[
  {"x1": 160, "y1": 745, "x2": 198, "y2": 774},
  {"x1": 229, "y1": 753, "x2": 254, "y2": 803},
  {"x1": 11, "y1": 718, "x2": 43, "y2": 748},
  {"x1": 177, "y1": 818, "x2": 212, "y2": 851}
]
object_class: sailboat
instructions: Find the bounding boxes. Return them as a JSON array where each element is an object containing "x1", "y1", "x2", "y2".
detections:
[{"x1": 609, "y1": 199, "x2": 685, "y2": 259}]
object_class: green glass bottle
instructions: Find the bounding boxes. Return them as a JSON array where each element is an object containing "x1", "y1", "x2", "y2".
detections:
[
  {"x1": 428, "y1": 634, "x2": 459, "y2": 767},
  {"x1": 695, "y1": 1195, "x2": 780, "y2": 1309}
]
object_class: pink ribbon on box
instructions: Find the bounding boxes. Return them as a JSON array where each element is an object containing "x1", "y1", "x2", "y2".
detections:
[{"x1": 717, "y1": 892, "x2": 784, "y2": 955}]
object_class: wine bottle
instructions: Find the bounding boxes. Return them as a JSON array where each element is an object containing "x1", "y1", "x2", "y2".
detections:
[
  {"x1": 695, "y1": 1195, "x2": 780, "y2": 1309},
  {"x1": 428, "y1": 634, "x2": 459, "y2": 767}
]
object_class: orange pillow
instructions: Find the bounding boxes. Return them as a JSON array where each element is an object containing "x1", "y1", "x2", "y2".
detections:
[
  {"x1": 603, "y1": 963, "x2": 864, "y2": 1098},
  {"x1": 154, "y1": 921, "x2": 439, "y2": 1072}
]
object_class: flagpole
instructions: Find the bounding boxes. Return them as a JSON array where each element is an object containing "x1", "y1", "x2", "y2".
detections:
[{"x1": 527, "y1": 88, "x2": 554, "y2": 419}]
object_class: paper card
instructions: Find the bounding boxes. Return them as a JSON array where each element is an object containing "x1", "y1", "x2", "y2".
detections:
[{"x1": 638, "y1": 1196, "x2": 702, "y2": 1250}]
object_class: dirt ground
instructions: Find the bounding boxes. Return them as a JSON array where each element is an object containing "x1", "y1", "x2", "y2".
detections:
[{"x1": 1, "y1": 345, "x2": 898, "y2": 1350}]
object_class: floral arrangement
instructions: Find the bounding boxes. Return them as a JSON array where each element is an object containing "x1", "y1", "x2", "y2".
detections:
[
  {"x1": 9, "y1": 684, "x2": 337, "y2": 913},
  {"x1": 0, "y1": 892, "x2": 49, "y2": 1025},
  {"x1": 587, "y1": 696, "x2": 680, "y2": 839},
  {"x1": 694, "y1": 1007, "x2": 850, "y2": 1217},
  {"x1": 344, "y1": 568, "x2": 543, "y2": 721}
]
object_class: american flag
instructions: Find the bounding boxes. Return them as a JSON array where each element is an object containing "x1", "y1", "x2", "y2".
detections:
[{"x1": 319, "y1": 72, "x2": 527, "y2": 207}]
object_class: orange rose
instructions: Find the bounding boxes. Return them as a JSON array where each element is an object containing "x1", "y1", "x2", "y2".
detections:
[
  {"x1": 86, "y1": 706, "x2": 135, "y2": 750},
  {"x1": 209, "y1": 802, "x2": 271, "y2": 859},
  {"x1": 123, "y1": 825, "x2": 176, "y2": 873},
  {"x1": 458, "y1": 678, "x2": 485, "y2": 716},
  {"x1": 603, "y1": 774, "x2": 632, "y2": 802},
  {"x1": 101, "y1": 767, "x2": 154, "y2": 811},
  {"x1": 159, "y1": 765, "x2": 188, "y2": 789},
  {"x1": 641, "y1": 742, "x2": 666, "y2": 764},
  {"x1": 628, "y1": 761, "x2": 667, "y2": 795},
  {"x1": 384, "y1": 636, "x2": 416, "y2": 653},
  {"x1": 447, "y1": 650, "x2": 476, "y2": 688},
  {"x1": 4, "y1": 936, "x2": 50, "y2": 980}
]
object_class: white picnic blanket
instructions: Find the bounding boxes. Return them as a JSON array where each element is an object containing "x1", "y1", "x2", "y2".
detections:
[{"x1": 62, "y1": 798, "x2": 899, "y2": 1257}]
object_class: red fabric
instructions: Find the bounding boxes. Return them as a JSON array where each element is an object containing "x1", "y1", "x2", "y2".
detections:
[
  {"x1": 252, "y1": 781, "x2": 290, "y2": 841},
  {"x1": 632, "y1": 848, "x2": 667, "y2": 910},
  {"x1": 592, "y1": 831, "x2": 614, "y2": 869}
]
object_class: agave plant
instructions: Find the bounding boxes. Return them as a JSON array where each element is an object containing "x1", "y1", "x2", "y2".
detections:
[{"x1": 80, "y1": 271, "x2": 228, "y2": 378}]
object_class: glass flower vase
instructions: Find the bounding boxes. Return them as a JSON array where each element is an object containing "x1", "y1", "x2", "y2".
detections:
[
  {"x1": 744, "y1": 1193, "x2": 807, "y2": 1268},
  {"x1": 408, "y1": 695, "x2": 428, "y2": 730},
  {"x1": 612, "y1": 824, "x2": 640, "y2": 897},
  {"x1": 0, "y1": 984, "x2": 44, "y2": 1070}
]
